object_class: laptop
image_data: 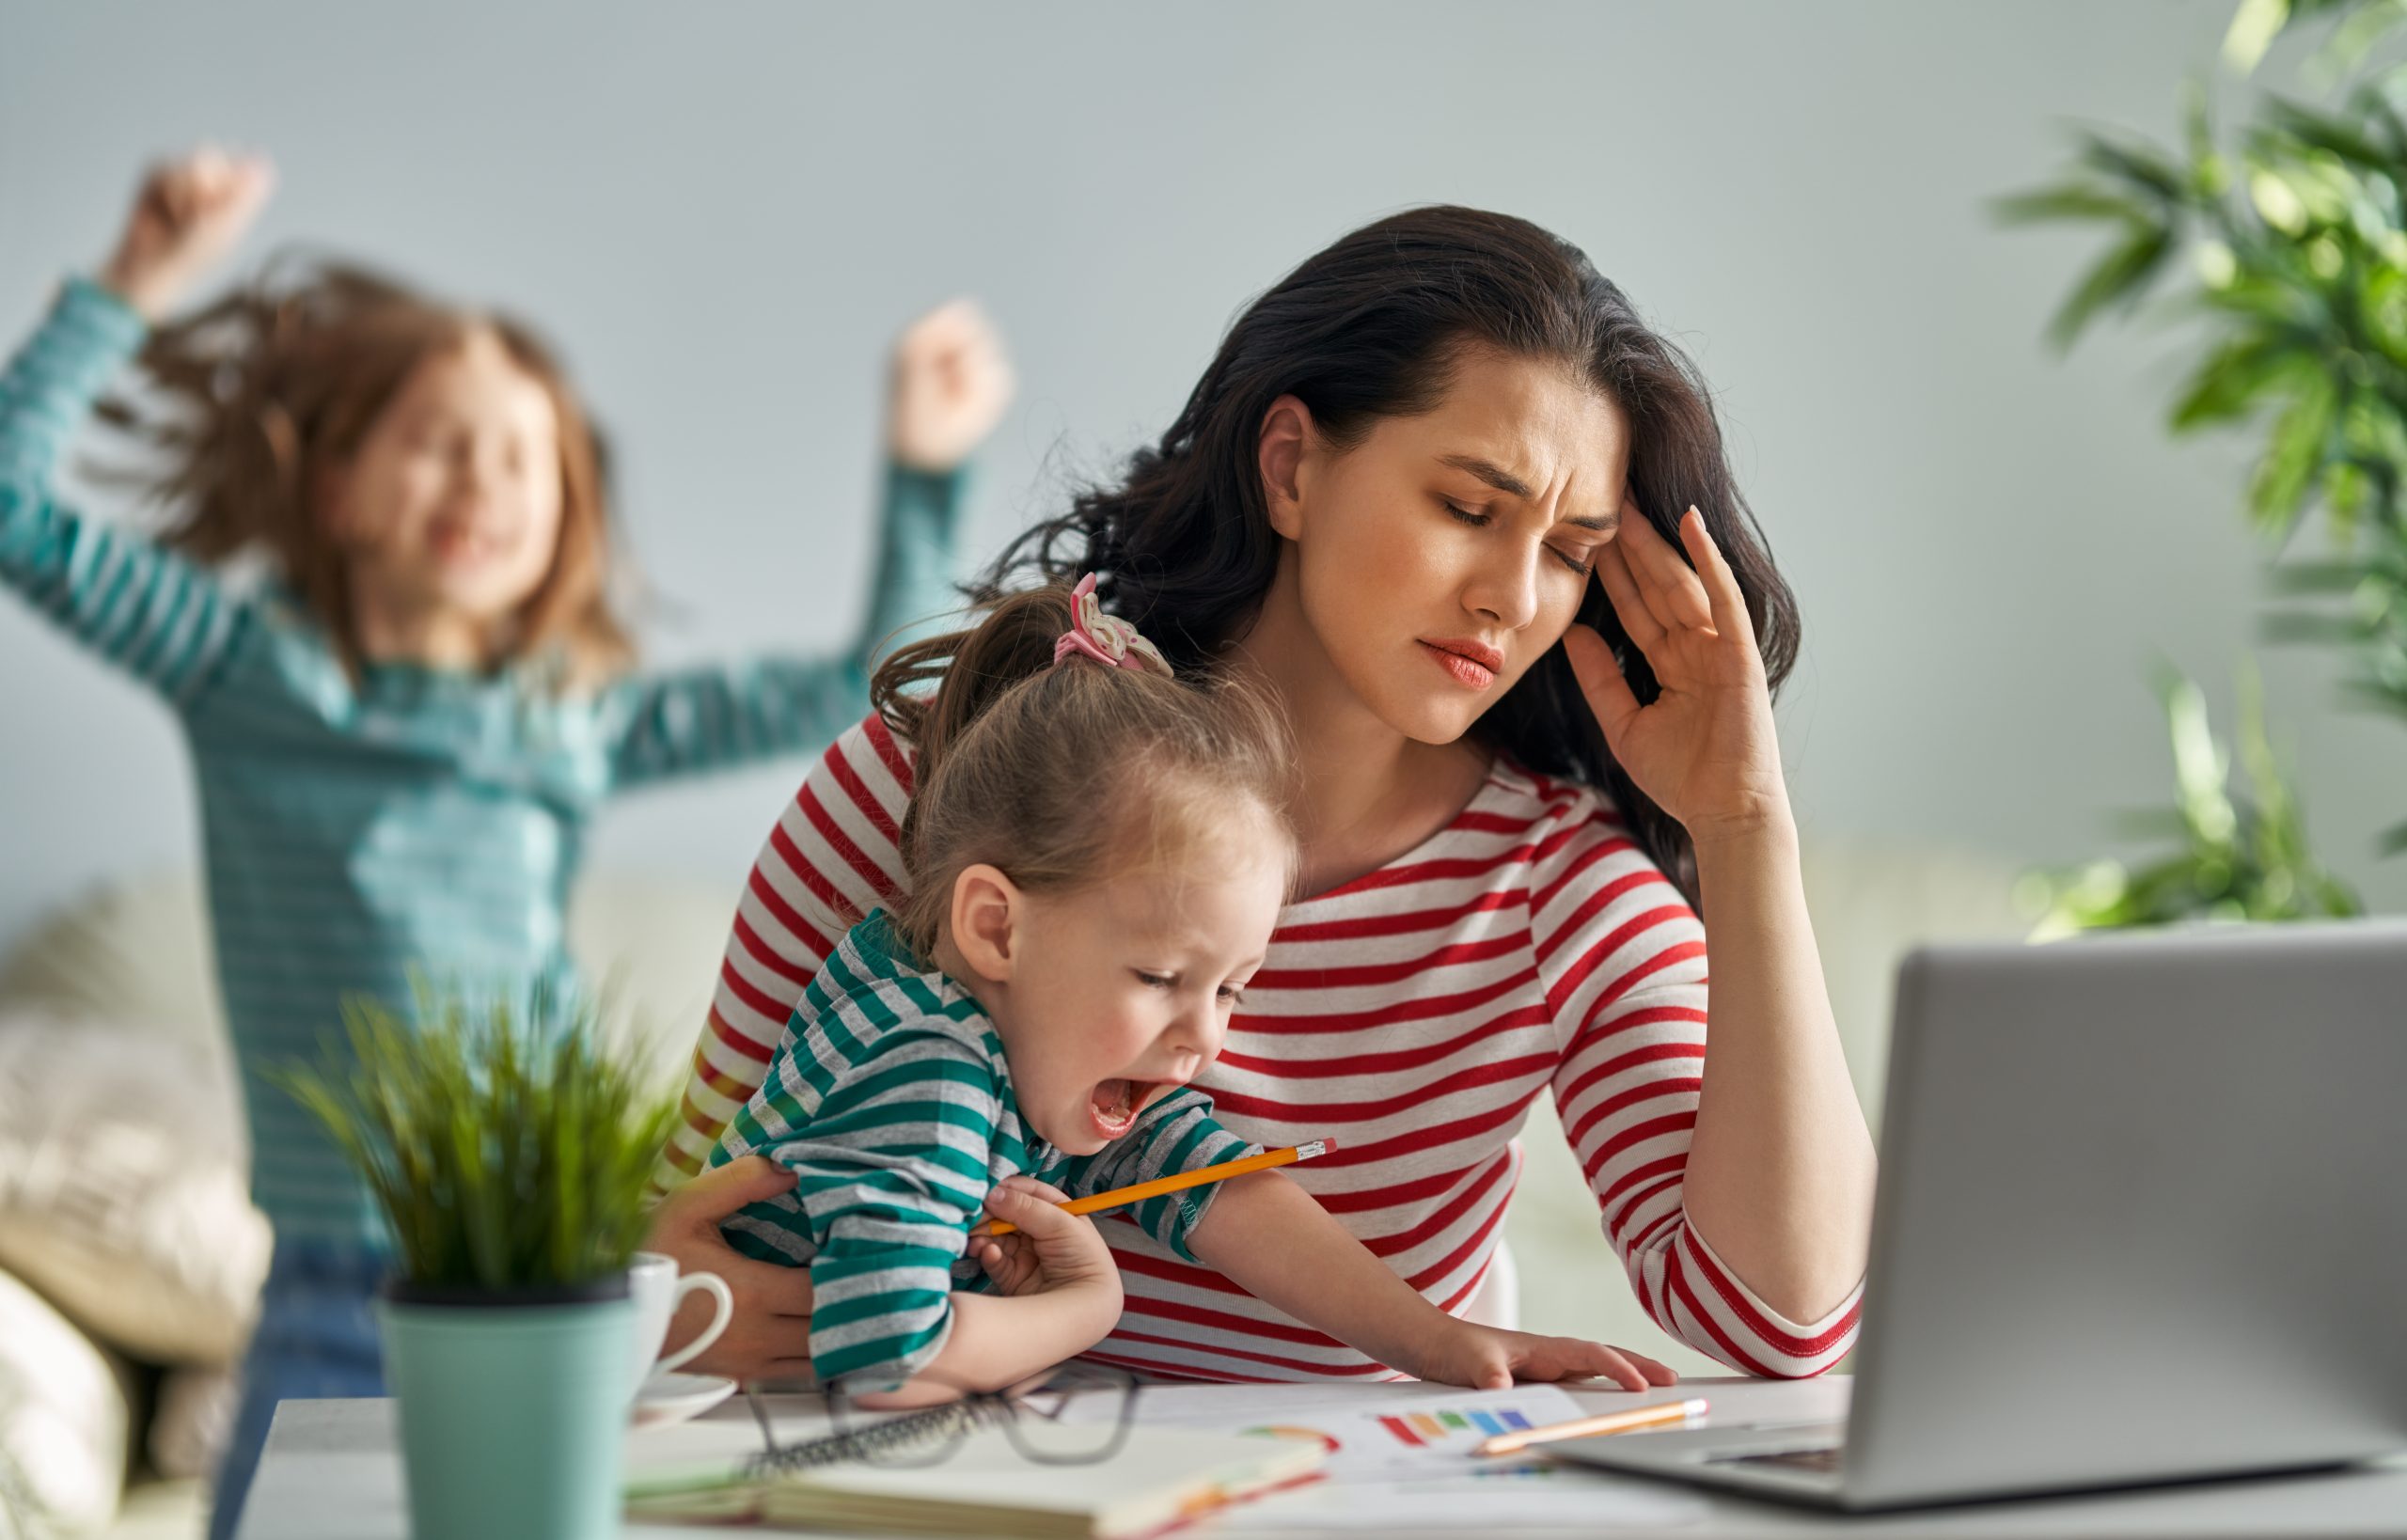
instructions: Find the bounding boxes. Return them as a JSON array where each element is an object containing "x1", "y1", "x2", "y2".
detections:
[{"x1": 1554, "y1": 919, "x2": 2407, "y2": 1510}]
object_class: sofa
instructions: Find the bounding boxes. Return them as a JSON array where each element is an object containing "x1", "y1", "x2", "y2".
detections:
[{"x1": 0, "y1": 834, "x2": 2023, "y2": 1538}]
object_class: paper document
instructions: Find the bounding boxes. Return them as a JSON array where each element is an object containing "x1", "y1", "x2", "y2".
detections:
[{"x1": 1058, "y1": 1381, "x2": 1708, "y2": 1530}]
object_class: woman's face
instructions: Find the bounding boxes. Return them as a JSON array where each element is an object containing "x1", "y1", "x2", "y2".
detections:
[{"x1": 1262, "y1": 348, "x2": 1629, "y2": 747}]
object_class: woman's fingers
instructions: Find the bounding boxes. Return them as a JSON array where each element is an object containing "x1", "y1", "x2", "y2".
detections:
[
  {"x1": 674, "y1": 1250, "x2": 814, "y2": 1378},
  {"x1": 1563, "y1": 623, "x2": 1642, "y2": 746},
  {"x1": 1593, "y1": 541, "x2": 1665, "y2": 651},
  {"x1": 647, "y1": 1155, "x2": 814, "y2": 1379},
  {"x1": 1617, "y1": 504, "x2": 1716, "y2": 632},
  {"x1": 662, "y1": 1155, "x2": 802, "y2": 1225},
  {"x1": 1678, "y1": 508, "x2": 1762, "y2": 662}
]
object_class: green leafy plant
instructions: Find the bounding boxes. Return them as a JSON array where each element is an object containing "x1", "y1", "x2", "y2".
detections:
[
  {"x1": 271, "y1": 983, "x2": 680, "y2": 1292},
  {"x1": 1997, "y1": 0, "x2": 2407, "y2": 926},
  {"x1": 2023, "y1": 662, "x2": 2362, "y2": 935}
]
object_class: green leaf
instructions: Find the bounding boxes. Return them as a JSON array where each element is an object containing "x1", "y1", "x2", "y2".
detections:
[
  {"x1": 2260, "y1": 606, "x2": 2371, "y2": 642},
  {"x1": 2076, "y1": 130, "x2": 2191, "y2": 200},
  {"x1": 2261, "y1": 97, "x2": 2396, "y2": 169},
  {"x1": 2248, "y1": 369, "x2": 2342, "y2": 527},
  {"x1": 2171, "y1": 336, "x2": 2303, "y2": 427},
  {"x1": 2049, "y1": 224, "x2": 2178, "y2": 349},
  {"x1": 271, "y1": 982, "x2": 679, "y2": 1292},
  {"x1": 2225, "y1": 0, "x2": 2291, "y2": 74},
  {"x1": 1991, "y1": 183, "x2": 2151, "y2": 227}
]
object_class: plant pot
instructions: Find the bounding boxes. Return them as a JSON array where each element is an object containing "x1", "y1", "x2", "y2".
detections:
[{"x1": 375, "y1": 1274, "x2": 636, "y2": 1540}]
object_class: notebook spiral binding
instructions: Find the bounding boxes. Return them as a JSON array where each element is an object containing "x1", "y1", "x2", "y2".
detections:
[{"x1": 745, "y1": 1395, "x2": 1015, "y2": 1477}]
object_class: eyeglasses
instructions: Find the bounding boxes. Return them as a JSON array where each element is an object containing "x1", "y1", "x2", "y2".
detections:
[{"x1": 742, "y1": 1363, "x2": 1141, "y2": 1476}]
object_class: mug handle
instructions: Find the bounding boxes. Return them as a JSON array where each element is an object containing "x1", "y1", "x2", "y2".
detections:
[{"x1": 653, "y1": 1271, "x2": 735, "y2": 1375}]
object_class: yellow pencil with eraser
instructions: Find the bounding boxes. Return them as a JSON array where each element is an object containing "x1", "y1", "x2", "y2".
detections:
[
  {"x1": 983, "y1": 1139, "x2": 1336, "y2": 1236},
  {"x1": 1473, "y1": 1396, "x2": 1711, "y2": 1456}
]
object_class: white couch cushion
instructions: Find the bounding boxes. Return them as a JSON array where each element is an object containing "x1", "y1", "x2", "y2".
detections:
[
  {"x1": 0, "y1": 1015, "x2": 269, "y2": 1365},
  {"x1": 0, "y1": 1266, "x2": 131, "y2": 1535}
]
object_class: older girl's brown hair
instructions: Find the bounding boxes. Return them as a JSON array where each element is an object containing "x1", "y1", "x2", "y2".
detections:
[
  {"x1": 98, "y1": 257, "x2": 634, "y2": 684},
  {"x1": 871, "y1": 585, "x2": 1297, "y2": 963}
]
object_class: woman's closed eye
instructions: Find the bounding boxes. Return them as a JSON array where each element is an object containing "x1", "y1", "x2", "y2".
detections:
[
  {"x1": 1441, "y1": 496, "x2": 1598, "y2": 576},
  {"x1": 1549, "y1": 541, "x2": 1599, "y2": 576}
]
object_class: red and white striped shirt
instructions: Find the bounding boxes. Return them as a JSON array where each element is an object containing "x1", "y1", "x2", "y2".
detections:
[{"x1": 664, "y1": 715, "x2": 1862, "y2": 1380}]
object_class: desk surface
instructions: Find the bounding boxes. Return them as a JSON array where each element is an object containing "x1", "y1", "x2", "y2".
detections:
[{"x1": 240, "y1": 1376, "x2": 2407, "y2": 1539}]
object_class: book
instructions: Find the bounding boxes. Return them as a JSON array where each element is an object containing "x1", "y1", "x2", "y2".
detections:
[{"x1": 626, "y1": 1422, "x2": 1327, "y2": 1539}]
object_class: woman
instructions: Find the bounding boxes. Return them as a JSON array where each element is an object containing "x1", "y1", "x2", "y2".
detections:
[{"x1": 648, "y1": 206, "x2": 1876, "y2": 1383}]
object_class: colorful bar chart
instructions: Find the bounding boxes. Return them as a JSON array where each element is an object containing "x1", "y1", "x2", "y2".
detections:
[{"x1": 1375, "y1": 1403, "x2": 1538, "y2": 1448}]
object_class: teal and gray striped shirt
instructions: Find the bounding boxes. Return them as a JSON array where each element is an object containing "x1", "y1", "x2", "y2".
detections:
[
  {"x1": 0, "y1": 278, "x2": 967, "y2": 1251},
  {"x1": 712, "y1": 910, "x2": 1256, "y2": 1387}
]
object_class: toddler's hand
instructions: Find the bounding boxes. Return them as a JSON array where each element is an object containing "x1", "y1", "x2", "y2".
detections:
[
  {"x1": 968, "y1": 1176, "x2": 1120, "y2": 1305},
  {"x1": 887, "y1": 298, "x2": 1015, "y2": 472},
  {"x1": 99, "y1": 146, "x2": 275, "y2": 322},
  {"x1": 1408, "y1": 1322, "x2": 1680, "y2": 1392}
]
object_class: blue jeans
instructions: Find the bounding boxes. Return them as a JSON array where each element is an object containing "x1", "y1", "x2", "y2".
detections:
[{"x1": 209, "y1": 1242, "x2": 388, "y2": 1540}]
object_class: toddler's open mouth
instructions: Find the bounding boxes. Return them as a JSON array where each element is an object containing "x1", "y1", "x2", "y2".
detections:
[{"x1": 1086, "y1": 1077, "x2": 1173, "y2": 1141}]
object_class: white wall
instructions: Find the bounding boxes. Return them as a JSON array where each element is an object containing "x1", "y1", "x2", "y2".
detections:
[{"x1": 4, "y1": 0, "x2": 2399, "y2": 957}]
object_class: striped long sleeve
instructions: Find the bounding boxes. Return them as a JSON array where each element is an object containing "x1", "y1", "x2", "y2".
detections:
[
  {"x1": 0, "y1": 278, "x2": 244, "y2": 703},
  {"x1": 711, "y1": 918, "x2": 1035, "y2": 1387},
  {"x1": 1530, "y1": 797, "x2": 1863, "y2": 1378},
  {"x1": 720, "y1": 1027, "x2": 998, "y2": 1386},
  {"x1": 602, "y1": 464, "x2": 965, "y2": 789}
]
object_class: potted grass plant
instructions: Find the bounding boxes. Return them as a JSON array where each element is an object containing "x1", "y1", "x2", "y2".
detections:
[{"x1": 273, "y1": 983, "x2": 681, "y2": 1540}]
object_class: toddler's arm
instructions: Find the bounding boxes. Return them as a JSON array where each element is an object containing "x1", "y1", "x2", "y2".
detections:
[{"x1": 1188, "y1": 1170, "x2": 1680, "y2": 1392}]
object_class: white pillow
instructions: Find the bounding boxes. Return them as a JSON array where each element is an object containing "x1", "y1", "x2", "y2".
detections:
[
  {"x1": 0, "y1": 872, "x2": 227, "y2": 1072},
  {"x1": 149, "y1": 1364, "x2": 238, "y2": 1483},
  {"x1": 0, "y1": 1015, "x2": 268, "y2": 1365},
  {"x1": 0, "y1": 1266, "x2": 131, "y2": 1534}
]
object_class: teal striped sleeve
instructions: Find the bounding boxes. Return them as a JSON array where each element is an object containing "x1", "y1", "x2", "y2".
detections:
[
  {"x1": 0, "y1": 277, "x2": 244, "y2": 703},
  {"x1": 600, "y1": 463, "x2": 964, "y2": 788},
  {"x1": 859, "y1": 462, "x2": 968, "y2": 656},
  {"x1": 602, "y1": 652, "x2": 873, "y2": 788},
  {"x1": 1056, "y1": 1086, "x2": 1259, "y2": 1264},
  {"x1": 719, "y1": 1029, "x2": 1000, "y2": 1389}
]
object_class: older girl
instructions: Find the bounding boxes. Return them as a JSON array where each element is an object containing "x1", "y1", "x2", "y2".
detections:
[
  {"x1": 0, "y1": 147, "x2": 1010, "y2": 1532},
  {"x1": 649, "y1": 205, "x2": 1875, "y2": 1385}
]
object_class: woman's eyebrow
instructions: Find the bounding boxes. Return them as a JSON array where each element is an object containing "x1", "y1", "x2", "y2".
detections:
[
  {"x1": 1439, "y1": 453, "x2": 1620, "y2": 533},
  {"x1": 1439, "y1": 452, "x2": 1534, "y2": 499}
]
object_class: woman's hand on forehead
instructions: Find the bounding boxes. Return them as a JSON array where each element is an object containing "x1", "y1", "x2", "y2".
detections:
[{"x1": 1562, "y1": 501, "x2": 1790, "y2": 844}]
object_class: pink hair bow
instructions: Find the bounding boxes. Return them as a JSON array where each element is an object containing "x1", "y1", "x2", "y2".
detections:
[{"x1": 1053, "y1": 573, "x2": 1172, "y2": 677}]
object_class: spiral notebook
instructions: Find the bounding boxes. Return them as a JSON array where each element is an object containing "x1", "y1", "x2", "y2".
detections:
[{"x1": 625, "y1": 1422, "x2": 1327, "y2": 1539}]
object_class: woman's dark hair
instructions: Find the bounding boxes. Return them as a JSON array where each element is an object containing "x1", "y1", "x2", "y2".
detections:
[{"x1": 977, "y1": 205, "x2": 1799, "y2": 901}]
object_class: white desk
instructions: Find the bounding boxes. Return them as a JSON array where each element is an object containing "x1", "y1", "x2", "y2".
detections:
[{"x1": 240, "y1": 1377, "x2": 2407, "y2": 1539}]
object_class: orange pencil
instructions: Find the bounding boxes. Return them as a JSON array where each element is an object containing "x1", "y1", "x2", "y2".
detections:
[
  {"x1": 1473, "y1": 1396, "x2": 1710, "y2": 1457},
  {"x1": 983, "y1": 1139, "x2": 1336, "y2": 1236}
]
